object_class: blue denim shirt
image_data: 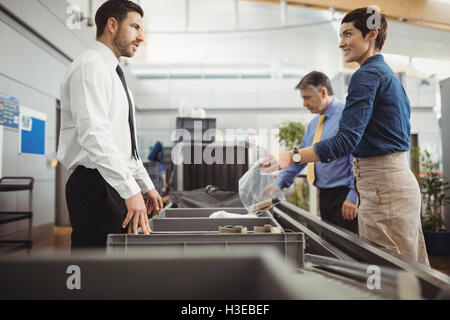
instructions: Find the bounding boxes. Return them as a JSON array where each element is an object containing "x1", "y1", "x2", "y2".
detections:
[
  {"x1": 275, "y1": 98, "x2": 358, "y2": 204},
  {"x1": 314, "y1": 54, "x2": 411, "y2": 162}
]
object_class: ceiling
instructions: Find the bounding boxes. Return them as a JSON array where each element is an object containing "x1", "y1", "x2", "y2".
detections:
[{"x1": 65, "y1": 0, "x2": 450, "y2": 63}]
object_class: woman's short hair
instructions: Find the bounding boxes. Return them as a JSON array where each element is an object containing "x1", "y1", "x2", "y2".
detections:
[{"x1": 341, "y1": 7, "x2": 388, "y2": 51}]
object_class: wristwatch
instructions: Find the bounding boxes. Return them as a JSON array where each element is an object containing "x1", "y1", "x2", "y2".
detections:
[{"x1": 293, "y1": 148, "x2": 302, "y2": 163}]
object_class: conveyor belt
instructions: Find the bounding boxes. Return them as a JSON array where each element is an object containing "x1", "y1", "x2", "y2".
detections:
[
  {"x1": 271, "y1": 201, "x2": 450, "y2": 299},
  {"x1": 289, "y1": 267, "x2": 386, "y2": 300}
]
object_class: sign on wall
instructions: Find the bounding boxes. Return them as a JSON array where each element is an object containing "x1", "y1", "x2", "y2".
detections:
[
  {"x1": 19, "y1": 106, "x2": 46, "y2": 155},
  {"x1": 0, "y1": 93, "x2": 20, "y2": 129}
]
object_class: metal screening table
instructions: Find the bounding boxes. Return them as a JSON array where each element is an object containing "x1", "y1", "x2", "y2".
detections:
[{"x1": 0, "y1": 177, "x2": 34, "y2": 251}]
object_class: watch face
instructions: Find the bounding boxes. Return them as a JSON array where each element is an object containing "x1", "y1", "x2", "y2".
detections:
[{"x1": 293, "y1": 153, "x2": 301, "y2": 162}]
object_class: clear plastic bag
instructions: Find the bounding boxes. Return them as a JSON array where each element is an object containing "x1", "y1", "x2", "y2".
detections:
[{"x1": 238, "y1": 158, "x2": 285, "y2": 213}]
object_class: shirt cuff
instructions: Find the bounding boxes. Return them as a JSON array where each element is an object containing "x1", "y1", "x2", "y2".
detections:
[
  {"x1": 137, "y1": 175, "x2": 155, "y2": 194},
  {"x1": 313, "y1": 142, "x2": 335, "y2": 163},
  {"x1": 346, "y1": 188, "x2": 358, "y2": 204},
  {"x1": 275, "y1": 175, "x2": 289, "y2": 189},
  {"x1": 115, "y1": 178, "x2": 142, "y2": 200}
]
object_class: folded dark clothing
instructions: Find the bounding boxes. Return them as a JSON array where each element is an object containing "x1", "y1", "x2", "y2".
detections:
[{"x1": 171, "y1": 185, "x2": 244, "y2": 208}]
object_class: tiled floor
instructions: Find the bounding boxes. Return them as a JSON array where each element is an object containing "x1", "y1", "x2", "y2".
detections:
[
  {"x1": 31, "y1": 227, "x2": 450, "y2": 276},
  {"x1": 32, "y1": 226, "x2": 71, "y2": 253},
  {"x1": 429, "y1": 255, "x2": 450, "y2": 276}
]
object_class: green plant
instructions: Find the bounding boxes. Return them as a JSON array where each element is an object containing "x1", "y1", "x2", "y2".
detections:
[
  {"x1": 410, "y1": 146, "x2": 420, "y2": 179},
  {"x1": 419, "y1": 150, "x2": 450, "y2": 232},
  {"x1": 290, "y1": 177, "x2": 310, "y2": 211},
  {"x1": 277, "y1": 121, "x2": 308, "y2": 209},
  {"x1": 277, "y1": 121, "x2": 306, "y2": 150}
]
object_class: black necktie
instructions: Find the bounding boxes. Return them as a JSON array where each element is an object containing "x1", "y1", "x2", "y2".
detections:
[{"x1": 116, "y1": 65, "x2": 139, "y2": 160}]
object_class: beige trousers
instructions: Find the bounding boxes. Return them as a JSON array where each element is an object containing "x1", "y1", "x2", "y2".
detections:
[{"x1": 354, "y1": 152, "x2": 430, "y2": 266}]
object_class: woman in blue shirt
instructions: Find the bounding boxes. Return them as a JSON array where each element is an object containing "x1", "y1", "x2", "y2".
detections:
[{"x1": 260, "y1": 7, "x2": 429, "y2": 265}]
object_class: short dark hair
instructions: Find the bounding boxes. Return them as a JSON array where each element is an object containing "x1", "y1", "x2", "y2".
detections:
[
  {"x1": 341, "y1": 7, "x2": 387, "y2": 51},
  {"x1": 95, "y1": 0, "x2": 144, "y2": 39},
  {"x1": 295, "y1": 71, "x2": 334, "y2": 96}
]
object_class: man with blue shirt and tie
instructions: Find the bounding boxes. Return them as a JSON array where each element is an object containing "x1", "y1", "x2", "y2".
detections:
[{"x1": 276, "y1": 71, "x2": 358, "y2": 233}]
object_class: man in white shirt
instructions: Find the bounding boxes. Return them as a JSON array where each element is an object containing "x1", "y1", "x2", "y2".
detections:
[{"x1": 57, "y1": 0, "x2": 162, "y2": 248}]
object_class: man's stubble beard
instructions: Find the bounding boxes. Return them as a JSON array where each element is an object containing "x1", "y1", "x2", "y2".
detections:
[{"x1": 113, "y1": 28, "x2": 134, "y2": 58}]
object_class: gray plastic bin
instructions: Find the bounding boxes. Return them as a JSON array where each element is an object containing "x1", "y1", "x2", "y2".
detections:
[
  {"x1": 0, "y1": 249, "x2": 306, "y2": 299},
  {"x1": 107, "y1": 232, "x2": 305, "y2": 268},
  {"x1": 150, "y1": 217, "x2": 277, "y2": 232}
]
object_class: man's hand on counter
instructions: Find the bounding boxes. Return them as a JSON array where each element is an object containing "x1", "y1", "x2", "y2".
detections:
[
  {"x1": 123, "y1": 192, "x2": 151, "y2": 235},
  {"x1": 145, "y1": 188, "x2": 163, "y2": 215}
]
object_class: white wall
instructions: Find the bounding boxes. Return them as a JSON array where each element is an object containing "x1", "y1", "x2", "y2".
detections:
[
  {"x1": 131, "y1": 1, "x2": 448, "y2": 163},
  {"x1": 135, "y1": 2, "x2": 343, "y2": 74},
  {"x1": 1, "y1": 0, "x2": 94, "y2": 59},
  {"x1": 440, "y1": 78, "x2": 450, "y2": 228},
  {"x1": 410, "y1": 110, "x2": 442, "y2": 166},
  {"x1": 132, "y1": 2, "x2": 342, "y2": 157},
  {"x1": 134, "y1": 72, "x2": 442, "y2": 169},
  {"x1": 0, "y1": 0, "x2": 93, "y2": 237},
  {"x1": 404, "y1": 75, "x2": 442, "y2": 167},
  {"x1": 135, "y1": 77, "x2": 317, "y2": 159}
]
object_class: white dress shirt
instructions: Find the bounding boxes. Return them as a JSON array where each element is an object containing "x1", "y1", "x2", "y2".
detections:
[{"x1": 57, "y1": 41, "x2": 154, "y2": 199}]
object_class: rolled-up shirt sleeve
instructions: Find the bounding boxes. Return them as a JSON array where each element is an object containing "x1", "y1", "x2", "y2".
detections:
[
  {"x1": 69, "y1": 61, "x2": 141, "y2": 199},
  {"x1": 314, "y1": 69, "x2": 380, "y2": 163}
]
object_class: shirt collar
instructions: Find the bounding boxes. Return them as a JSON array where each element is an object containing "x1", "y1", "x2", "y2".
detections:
[
  {"x1": 92, "y1": 41, "x2": 119, "y2": 69},
  {"x1": 361, "y1": 53, "x2": 384, "y2": 67},
  {"x1": 323, "y1": 97, "x2": 340, "y2": 118}
]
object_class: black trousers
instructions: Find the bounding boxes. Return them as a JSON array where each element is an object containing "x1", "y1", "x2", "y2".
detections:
[
  {"x1": 319, "y1": 186, "x2": 358, "y2": 234},
  {"x1": 66, "y1": 166, "x2": 127, "y2": 249}
]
